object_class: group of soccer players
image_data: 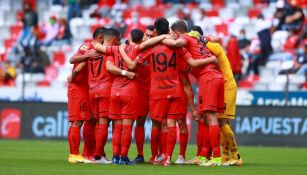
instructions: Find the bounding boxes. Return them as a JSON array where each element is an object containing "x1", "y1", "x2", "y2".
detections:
[{"x1": 66, "y1": 17, "x2": 243, "y2": 166}]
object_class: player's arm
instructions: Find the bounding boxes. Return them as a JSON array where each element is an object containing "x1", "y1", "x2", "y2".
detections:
[
  {"x1": 181, "y1": 74, "x2": 197, "y2": 120},
  {"x1": 106, "y1": 60, "x2": 135, "y2": 79},
  {"x1": 161, "y1": 37, "x2": 187, "y2": 48},
  {"x1": 67, "y1": 62, "x2": 86, "y2": 83},
  {"x1": 92, "y1": 42, "x2": 107, "y2": 53},
  {"x1": 70, "y1": 50, "x2": 100, "y2": 64},
  {"x1": 199, "y1": 36, "x2": 223, "y2": 56},
  {"x1": 186, "y1": 56, "x2": 218, "y2": 67},
  {"x1": 119, "y1": 44, "x2": 138, "y2": 71},
  {"x1": 139, "y1": 34, "x2": 169, "y2": 50}
]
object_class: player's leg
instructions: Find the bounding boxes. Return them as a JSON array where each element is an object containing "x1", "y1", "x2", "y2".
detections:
[
  {"x1": 150, "y1": 119, "x2": 162, "y2": 164},
  {"x1": 68, "y1": 120, "x2": 84, "y2": 163},
  {"x1": 119, "y1": 118, "x2": 136, "y2": 165},
  {"x1": 82, "y1": 117, "x2": 96, "y2": 162},
  {"x1": 162, "y1": 118, "x2": 177, "y2": 166},
  {"x1": 158, "y1": 118, "x2": 167, "y2": 160},
  {"x1": 175, "y1": 115, "x2": 188, "y2": 164},
  {"x1": 94, "y1": 116, "x2": 110, "y2": 164},
  {"x1": 134, "y1": 116, "x2": 146, "y2": 163},
  {"x1": 112, "y1": 119, "x2": 122, "y2": 164}
]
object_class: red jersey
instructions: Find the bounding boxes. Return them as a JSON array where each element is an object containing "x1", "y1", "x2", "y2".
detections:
[
  {"x1": 105, "y1": 45, "x2": 140, "y2": 97},
  {"x1": 138, "y1": 44, "x2": 191, "y2": 99},
  {"x1": 137, "y1": 58, "x2": 151, "y2": 96},
  {"x1": 87, "y1": 46, "x2": 113, "y2": 97},
  {"x1": 180, "y1": 34, "x2": 223, "y2": 81},
  {"x1": 68, "y1": 42, "x2": 91, "y2": 98}
]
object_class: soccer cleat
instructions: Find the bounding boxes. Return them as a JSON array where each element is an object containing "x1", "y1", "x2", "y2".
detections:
[
  {"x1": 174, "y1": 155, "x2": 186, "y2": 164},
  {"x1": 223, "y1": 158, "x2": 244, "y2": 166},
  {"x1": 119, "y1": 157, "x2": 136, "y2": 165},
  {"x1": 83, "y1": 156, "x2": 95, "y2": 164},
  {"x1": 112, "y1": 156, "x2": 120, "y2": 164},
  {"x1": 157, "y1": 154, "x2": 165, "y2": 163},
  {"x1": 201, "y1": 157, "x2": 222, "y2": 167},
  {"x1": 186, "y1": 156, "x2": 207, "y2": 165},
  {"x1": 134, "y1": 155, "x2": 145, "y2": 163},
  {"x1": 149, "y1": 156, "x2": 160, "y2": 165},
  {"x1": 68, "y1": 154, "x2": 84, "y2": 163},
  {"x1": 161, "y1": 156, "x2": 171, "y2": 166},
  {"x1": 95, "y1": 156, "x2": 112, "y2": 164}
]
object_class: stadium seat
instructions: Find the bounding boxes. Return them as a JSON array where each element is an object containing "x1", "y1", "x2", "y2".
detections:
[
  {"x1": 205, "y1": 9, "x2": 219, "y2": 17},
  {"x1": 248, "y1": 8, "x2": 261, "y2": 18},
  {"x1": 10, "y1": 24, "x2": 23, "y2": 40},
  {"x1": 52, "y1": 52, "x2": 66, "y2": 66},
  {"x1": 4, "y1": 39, "x2": 15, "y2": 52},
  {"x1": 215, "y1": 23, "x2": 228, "y2": 36},
  {"x1": 238, "y1": 80, "x2": 253, "y2": 89},
  {"x1": 44, "y1": 65, "x2": 58, "y2": 81},
  {"x1": 210, "y1": 0, "x2": 225, "y2": 8},
  {"x1": 37, "y1": 80, "x2": 51, "y2": 87}
]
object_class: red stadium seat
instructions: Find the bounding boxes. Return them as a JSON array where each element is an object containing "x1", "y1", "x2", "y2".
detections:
[
  {"x1": 4, "y1": 39, "x2": 15, "y2": 51},
  {"x1": 44, "y1": 66, "x2": 58, "y2": 81},
  {"x1": 37, "y1": 80, "x2": 51, "y2": 87},
  {"x1": 210, "y1": 0, "x2": 225, "y2": 8},
  {"x1": 52, "y1": 52, "x2": 65, "y2": 66},
  {"x1": 238, "y1": 80, "x2": 253, "y2": 89},
  {"x1": 10, "y1": 25, "x2": 23, "y2": 40},
  {"x1": 215, "y1": 24, "x2": 228, "y2": 36},
  {"x1": 205, "y1": 9, "x2": 219, "y2": 17},
  {"x1": 248, "y1": 8, "x2": 261, "y2": 18}
]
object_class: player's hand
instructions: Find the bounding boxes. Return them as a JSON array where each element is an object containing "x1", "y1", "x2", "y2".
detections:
[
  {"x1": 125, "y1": 71, "x2": 136, "y2": 79},
  {"x1": 67, "y1": 75, "x2": 72, "y2": 83},
  {"x1": 192, "y1": 110, "x2": 199, "y2": 120},
  {"x1": 163, "y1": 34, "x2": 173, "y2": 39},
  {"x1": 119, "y1": 44, "x2": 126, "y2": 52},
  {"x1": 199, "y1": 36, "x2": 209, "y2": 45},
  {"x1": 211, "y1": 56, "x2": 220, "y2": 67},
  {"x1": 87, "y1": 50, "x2": 101, "y2": 60}
]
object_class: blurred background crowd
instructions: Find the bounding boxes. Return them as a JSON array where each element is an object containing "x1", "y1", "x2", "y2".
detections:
[{"x1": 0, "y1": 0, "x2": 306, "y2": 91}]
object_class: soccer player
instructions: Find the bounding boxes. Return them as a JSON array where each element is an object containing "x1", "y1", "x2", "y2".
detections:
[
  {"x1": 161, "y1": 20, "x2": 225, "y2": 166},
  {"x1": 67, "y1": 28, "x2": 106, "y2": 163},
  {"x1": 67, "y1": 57, "x2": 89, "y2": 163},
  {"x1": 120, "y1": 18, "x2": 218, "y2": 166},
  {"x1": 189, "y1": 26, "x2": 243, "y2": 166},
  {"x1": 93, "y1": 28, "x2": 168, "y2": 164}
]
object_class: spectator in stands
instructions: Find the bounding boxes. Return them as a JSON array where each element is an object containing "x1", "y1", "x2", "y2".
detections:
[
  {"x1": 18, "y1": 0, "x2": 38, "y2": 48},
  {"x1": 0, "y1": 60, "x2": 16, "y2": 86},
  {"x1": 19, "y1": 47, "x2": 50, "y2": 74},
  {"x1": 283, "y1": 28, "x2": 299, "y2": 52},
  {"x1": 295, "y1": 41, "x2": 307, "y2": 77},
  {"x1": 272, "y1": 0, "x2": 304, "y2": 32},
  {"x1": 246, "y1": 37, "x2": 261, "y2": 79},
  {"x1": 38, "y1": 15, "x2": 60, "y2": 47},
  {"x1": 53, "y1": 18, "x2": 72, "y2": 47},
  {"x1": 238, "y1": 29, "x2": 251, "y2": 50},
  {"x1": 67, "y1": 0, "x2": 81, "y2": 21},
  {"x1": 227, "y1": 35, "x2": 243, "y2": 81},
  {"x1": 238, "y1": 29, "x2": 251, "y2": 78}
]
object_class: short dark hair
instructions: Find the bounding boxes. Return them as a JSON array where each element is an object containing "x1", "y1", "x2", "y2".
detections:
[
  {"x1": 104, "y1": 28, "x2": 120, "y2": 38},
  {"x1": 190, "y1": 25, "x2": 203, "y2": 35},
  {"x1": 154, "y1": 18, "x2": 169, "y2": 35},
  {"x1": 93, "y1": 27, "x2": 106, "y2": 38},
  {"x1": 146, "y1": 25, "x2": 155, "y2": 31},
  {"x1": 130, "y1": 29, "x2": 144, "y2": 43},
  {"x1": 171, "y1": 20, "x2": 188, "y2": 33}
]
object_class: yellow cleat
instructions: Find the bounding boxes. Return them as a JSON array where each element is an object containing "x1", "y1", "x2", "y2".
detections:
[
  {"x1": 201, "y1": 157, "x2": 222, "y2": 167},
  {"x1": 68, "y1": 154, "x2": 84, "y2": 163},
  {"x1": 186, "y1": 156, "x2": 207, "y2": 165},
  {"x1": 223, "y1": 158, "x2": 244, "y2": 166}
]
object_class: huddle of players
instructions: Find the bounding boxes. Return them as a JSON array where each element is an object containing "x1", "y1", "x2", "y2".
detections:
[{"x1": 66, "y1": 17, "x2": 243, "y2": 166}]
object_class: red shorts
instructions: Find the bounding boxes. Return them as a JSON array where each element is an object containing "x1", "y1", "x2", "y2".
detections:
[
  {"x1": 68, "y1": 97, "x2": 90, "y2": 122},
  {"x1": 109, "y1": 95, "x2": 138, "y2": 120},
  {"x1": 198, "y1": 78, "x2": 225, "y2": 114},
  {"x1": 149, "y1": 97, "x2": 185, "y2": 122},
  {"x1": 89, "y1": 95, "x2": 110, "y2": 119},
  {"x1": 137, "y1": 93, "x2": 149, "y2": 117}
]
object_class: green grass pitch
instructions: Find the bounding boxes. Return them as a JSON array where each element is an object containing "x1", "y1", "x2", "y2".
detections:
[{"x1": 0, "y1": 140, "x2": 307, "y2": 175}]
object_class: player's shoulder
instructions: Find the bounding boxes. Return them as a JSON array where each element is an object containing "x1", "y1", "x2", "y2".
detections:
[{"x1": 79, "y1": 42, "x2": 92, "y2": 52}]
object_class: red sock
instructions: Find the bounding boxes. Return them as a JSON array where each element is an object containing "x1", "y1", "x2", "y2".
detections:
[
  {"x1": 196, "y1": 120, "x2": 204, "y2": 156},
  {"x1": 68, "y1": 126, "x2": 72, "y2": 154},
  {"x1": 70, "y1": 126, "x2": 81, "y2": 155},
  {"x1": 160, "y1": 131, "x2": 167, "y2": 155},
  {"x1": 94, "y1": 124, "x2": 108, "y2": 157},
  {"x1": 209, "y1": 125, "x2": 221, "y2": 158},
  {"x1": 166, "y1": 126, "x2": 177, "y2": 159},
  {"x1": 200, "y1": 124, "x2": 211, "y2": 159},
  {"x1": 82, "y1": 120, "x2": 96, "y2": 158},
  {"x1": 112, "y1": 124, "x2": 122, "y2": 157},
  {"x1": 135, "y1": 126, "x2": 145, "y2": 156},
  {"x1": 121, "y1": 124, "x2": 133, "y2": 157},
  {"x1": 150, "y1": 127, "x2": 160, "y2": 157},
  {"x1": 180, "y1": 133, "x2": 188, "y2": 158}
]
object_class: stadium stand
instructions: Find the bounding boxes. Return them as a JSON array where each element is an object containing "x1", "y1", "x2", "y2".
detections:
[{"x1": 0, "y1": 0, "x2": 306, "y2": 92}]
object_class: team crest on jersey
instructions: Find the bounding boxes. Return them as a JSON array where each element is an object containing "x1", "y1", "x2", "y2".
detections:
[
  {"x1": 142, "y1": 60, "x2": 149, "y2": 66},
  {"x1": 80, "y1": 45, "x2": 89, "y2": 52}
]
